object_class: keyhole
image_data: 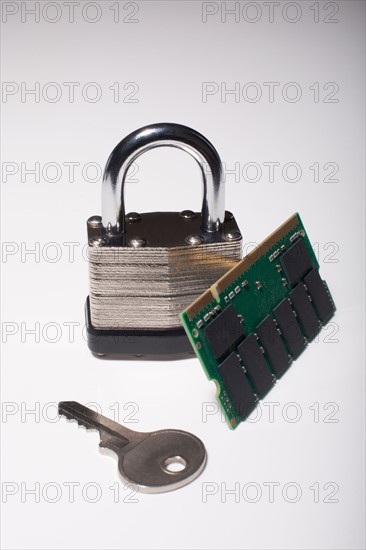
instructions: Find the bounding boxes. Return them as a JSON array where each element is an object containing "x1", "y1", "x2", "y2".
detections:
[{"x1": 162, "y1": 455, "x2": 187, "y2": 474}]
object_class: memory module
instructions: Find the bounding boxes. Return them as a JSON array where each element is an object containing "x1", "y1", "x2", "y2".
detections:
[{"x1": 180, "y1": 213, "x2": 336, "y2": 429}]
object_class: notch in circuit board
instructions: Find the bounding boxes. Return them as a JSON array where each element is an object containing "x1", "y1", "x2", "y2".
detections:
[{"x1": 180, "y1": 213, "x2": 336, "y2": 429}]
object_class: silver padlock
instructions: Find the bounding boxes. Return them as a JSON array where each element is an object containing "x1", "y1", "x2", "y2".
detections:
[{"x1": 85, "y1": 123, "x2": 243, "y2": 357}]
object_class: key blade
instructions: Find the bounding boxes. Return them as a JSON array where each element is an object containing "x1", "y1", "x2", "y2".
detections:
[{"x1": 58, "y1": 401, "x2": 131, "y2": 446}]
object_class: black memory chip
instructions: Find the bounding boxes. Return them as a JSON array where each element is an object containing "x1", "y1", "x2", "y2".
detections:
[
  {"x1": 219, "y1": 352, "x2": 256, "y2": 416},
  {"x1": 203, "y1": 304, "x2": 244, "y2": 360},
  {"x1": 304, "y1": 269, "x2": 335, "y2": 322},
  {"x1": 273, "y1": 298, "x2": 305, "y2": 357},
  {"x1": 280, "y1": 238, "x2": 313, "y2": 287},
  {"x1": 256, "y1": 315, "x2": 291, "y2": 376},
  {"x1": 289, "y1": 284, "x2": 319, "y2": 340},
  {"x1": 238, "y1": 333, "x2": 273, "y2": 395}
]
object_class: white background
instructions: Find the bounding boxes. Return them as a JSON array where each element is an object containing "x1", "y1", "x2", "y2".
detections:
[{"x1": 1, "y1": 1, "x2": 365, "y2": 549}]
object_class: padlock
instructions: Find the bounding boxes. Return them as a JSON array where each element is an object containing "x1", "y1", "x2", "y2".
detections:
[{"x1": 85, "y1": 123, "x2": 243, "y2": 357}]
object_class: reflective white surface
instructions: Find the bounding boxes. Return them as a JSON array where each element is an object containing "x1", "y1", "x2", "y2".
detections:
[{"x1": 1, "y1": 1, "x2": 365, "y2": 549}]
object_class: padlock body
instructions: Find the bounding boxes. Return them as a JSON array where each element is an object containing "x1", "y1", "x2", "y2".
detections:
[{"x1": 87, "y1": 212, "x2": 242, "y2": 335}]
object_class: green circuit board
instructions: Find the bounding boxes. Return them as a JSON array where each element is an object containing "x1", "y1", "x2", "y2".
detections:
[{"x1": 180, "y1": 213, "x2": 336, "y2": 429}]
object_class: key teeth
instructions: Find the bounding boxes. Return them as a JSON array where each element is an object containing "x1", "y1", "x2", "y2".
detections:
[
  {"x1": 74, "y1": 420, "x2": 89, "y2": 431},
  {"x1": 59, "y1": 410, "x2": 98, "y2": 432}
]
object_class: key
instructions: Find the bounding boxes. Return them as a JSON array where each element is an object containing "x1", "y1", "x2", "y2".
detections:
[{"x1": 58, "y1": 401, "x2": 207, "y2": 493}]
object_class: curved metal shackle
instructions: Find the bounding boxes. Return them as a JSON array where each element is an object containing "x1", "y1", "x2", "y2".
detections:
[{"x1": 101, "y1": 123, "x2": 225, "y2": 236}]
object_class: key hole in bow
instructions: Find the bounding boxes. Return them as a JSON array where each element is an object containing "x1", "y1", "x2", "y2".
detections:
[{"x1": 162, "y1": 455, "x2": 187, "y2": 474}]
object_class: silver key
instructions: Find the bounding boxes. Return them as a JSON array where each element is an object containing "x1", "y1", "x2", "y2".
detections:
[{"x1": 58, "y1": 401, "x2": 207, "y2": 493}]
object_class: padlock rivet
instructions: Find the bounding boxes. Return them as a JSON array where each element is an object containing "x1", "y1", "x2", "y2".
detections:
[
  {"x1": 224, "y1": 230, "x2": 242, "y2": 241},
  {"x1": 87, "y1": 215, "x2": 102, "y2": 228},
  {"x1": 128, "y1": 237, "x2": 146, "y2": 248},
  {"x1": 126, "y1": 212, "x2": 142, "y2": 223},
  {"x1": 89, "y1": 236, "x2": 107, "y2": 247},
  {"x1": 185, "y1": 234, "x2": 204, "y2": 245},
  {"x1": 180, "y1": 210, "x2": 196, "y2": 219}
]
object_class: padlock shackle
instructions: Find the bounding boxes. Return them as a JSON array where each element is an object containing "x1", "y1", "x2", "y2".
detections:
[{"x1": 101, "y1": 123, "x2": 225, "y2": 236}]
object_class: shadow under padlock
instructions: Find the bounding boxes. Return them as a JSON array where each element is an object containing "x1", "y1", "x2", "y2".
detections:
[{"x1": 85, "y1": 123, "x2": 243, "y2": 358}]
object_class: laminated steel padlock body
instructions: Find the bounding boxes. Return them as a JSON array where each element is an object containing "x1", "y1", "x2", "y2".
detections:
[{"x1": 85, "y1": 123, "x2": 243, "y2": 356}]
